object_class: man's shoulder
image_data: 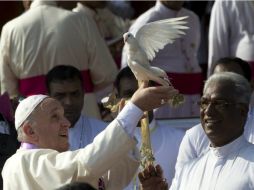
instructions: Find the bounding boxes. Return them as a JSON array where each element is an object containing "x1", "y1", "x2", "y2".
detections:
[
  {"x1": 129, "y1": 6, "x2": 157, "y2": 34},
  {"x1": 240, "y1": 142, "x2": 254, "y2": 161},
  {"x1": 180, "y1": 8, "x2": 199, "y2": 22},
  {"x1": 186, "y1": 123, "x2": 205, "y2": 136},
  {"x1": 2, "y1": 12, "x2": 28, "y2": 33}
]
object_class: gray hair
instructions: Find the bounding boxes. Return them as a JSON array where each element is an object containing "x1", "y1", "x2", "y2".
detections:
[
  {"x1": 204, "y1": 72, "x2": 251, "y2": 105},
  {"x1": 17, "y1": 114, "x2": 37, "y2": 142}
]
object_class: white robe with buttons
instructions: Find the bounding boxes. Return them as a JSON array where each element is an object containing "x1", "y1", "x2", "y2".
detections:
[
  {"x1": 171, "y1": 136, "x2": 254, "y2": 190},
  {"x1": 175, "y1": 107, "x2": 254, "y2": 172}
]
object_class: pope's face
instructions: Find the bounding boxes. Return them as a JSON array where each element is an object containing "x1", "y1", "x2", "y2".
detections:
[
  {"x1": 200, "y1": 81, "x2": 246, "y2": 147},
  {"x1": 32, "y1": 98, "x2": 70, "y2": 152}
]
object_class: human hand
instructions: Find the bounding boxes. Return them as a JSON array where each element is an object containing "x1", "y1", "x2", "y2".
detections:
[
  {"x1": 138, "y1": 164, "x2": 168, "y2": 190},
  {"x1": 131, "y1": 81, "x2": 178, "y2": 111},
  {"x1": 138, "y1": 165, "x2": 168, "y2": 190}
]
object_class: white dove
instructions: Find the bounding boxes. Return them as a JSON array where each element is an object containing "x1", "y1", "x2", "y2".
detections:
[{"x1": 123, "y1": 16, "x2": 189, "y2": 87}]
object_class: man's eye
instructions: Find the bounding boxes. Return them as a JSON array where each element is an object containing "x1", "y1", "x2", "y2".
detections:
[
  {"x1": 214, "y1": 100, "x2": 227, "y2": 106},
  {"x1": 54, "y1": 94, "x2": 65, "y2": 99},
  {"x1": 52, "y1": 114, "x2": 59, "y2": 120},
  {"x1": 72, "y1": 91, "x2": 80, "y2": 97}
]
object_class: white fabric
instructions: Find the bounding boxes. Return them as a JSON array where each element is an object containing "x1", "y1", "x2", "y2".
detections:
[
  {"x1": 68, "y1": 115, "x2": 107, "y2": 150},
  {"x1": 125, "y1": 120, "x2": 185, "y2": 189},
  {"x1": 2, "y1": 100, "x2": 143, "y2": 190},
  {"x1": 121, "y1": 0, "x2": 201, "y2": 119},
  {"x1": 73, "y1": 3, "x2": 129, "y2": 43},
  {"x1": 0, "y1": 0, "x2": 117, "y2": 119},
  {"x1": 14, "y1": 95, "x2": 48, "y2": 129},
  {"x1": 117, "y1": 101, "x2": 144, "y2": 137},
  {"x1": 175, "y1": 107, "x2": 254, "y2": 172},
  {"x1": 208, "y1": 0, "x2": 254, "y2": 76},
  {"x1": 170, "y1": 136, "x2": 254, "y2": 190},
  {"x1": 69, "y1": 101, "x2": 142, "y2": 150}
]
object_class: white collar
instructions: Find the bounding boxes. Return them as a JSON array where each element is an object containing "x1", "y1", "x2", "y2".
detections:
[
  {"x1": 30, "y1": 0, "x2": 57, "y2": 9},
  {"x1": 209, "y1": 135, "x2": 246, "y2": 158}
]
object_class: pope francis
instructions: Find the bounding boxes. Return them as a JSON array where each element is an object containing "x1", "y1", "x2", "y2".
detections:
[{"x1": 1, "y1": 83, "x2": 177, "y2": 190}]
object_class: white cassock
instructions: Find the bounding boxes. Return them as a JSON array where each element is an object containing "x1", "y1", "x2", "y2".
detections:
[
  {"x1": 2, "y1": 102, "x2": 141, "y2": 190},
  {"x1": 0, "y1": 0, "x2": 117, "y2": 119},
  {"x1": 208, "y1": 0, "x2": 254, "y2": 76},
  {"x1": 73, "y1": 2, "x2": 129, "y2": 42},
  {"x1": 175, "y1": 107, "x2": 254, "y2": 172},
  {"x1": 124, "y1": 120, "x2": 185, "y2": 189},
  {"x1": 121, "y1": 0, "x2": 202, "y2": 119},
  {"x1": 170, "y1": 136, "x2": 254, "y2": 190},
  {"x1": 68, "y1": 115, "x2": 107, "y2": 150}
]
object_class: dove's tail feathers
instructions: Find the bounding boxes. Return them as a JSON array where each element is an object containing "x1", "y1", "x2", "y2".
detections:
[
  {"x1": 129, "y1": 60, "x2": 169, "y2": 86},
  {"x1": 150, "y1": 66, "x2": 171, "y2": 85},
  {"x1": 146, "y1": 67, "x2": 170, "y2": 87}
]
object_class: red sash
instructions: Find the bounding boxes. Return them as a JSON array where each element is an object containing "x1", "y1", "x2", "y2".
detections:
[
  {"x1": 18, "y1": 69, "x2": 94, "y2": 97},
  {"x1": 166, "y1": 72, "x2": 203, "y2": 95}
]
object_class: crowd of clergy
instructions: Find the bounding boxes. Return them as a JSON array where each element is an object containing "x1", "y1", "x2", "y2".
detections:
[{"x1": 1, "y1": 0, "x2": 254, "y2": 190}]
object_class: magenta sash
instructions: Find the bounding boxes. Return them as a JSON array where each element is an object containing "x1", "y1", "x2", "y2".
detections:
[
  {"x1": 166, "y1": 72, "x2": 204, "y2": 95},
  {"x1": 18, "y1": 69, "x2": 94, "y2": 96}
]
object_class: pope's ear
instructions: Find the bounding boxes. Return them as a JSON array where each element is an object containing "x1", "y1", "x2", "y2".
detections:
[{"x1": 22, "y1": 122, "x2": 35, "y2": 136}]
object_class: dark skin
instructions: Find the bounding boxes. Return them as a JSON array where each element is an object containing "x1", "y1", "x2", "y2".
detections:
[
  {"x1": 200, "y1": 81, "x2": 248, "y2": 147},
  {"x1": 138, "y1": 164, "x2": 168, "y2": 190},
  {"x1": 48, "y1": 78, "x2": 84, "y2": 128}
]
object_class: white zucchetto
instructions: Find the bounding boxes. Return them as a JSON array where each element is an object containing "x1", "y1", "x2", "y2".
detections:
[{"x1": 15, "y1": 95, "x2": 49, "y2": 130}]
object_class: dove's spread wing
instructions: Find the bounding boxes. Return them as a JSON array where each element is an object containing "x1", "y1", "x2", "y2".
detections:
[{"x1": 135, "y1": 16, "x2": 189, "y2": 61}]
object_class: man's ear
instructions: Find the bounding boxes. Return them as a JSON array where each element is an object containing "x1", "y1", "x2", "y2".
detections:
[
  {"x1": 22, "y1": 122, "x2": 37, "y2": 140},
  {"x1": 238, "y1": 104, "x2": 249, "y2": 120}
]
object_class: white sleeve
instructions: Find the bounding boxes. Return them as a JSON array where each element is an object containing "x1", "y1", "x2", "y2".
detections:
[{"x1": 116, "y1": 101, "x2": 143, "y2": 137}]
